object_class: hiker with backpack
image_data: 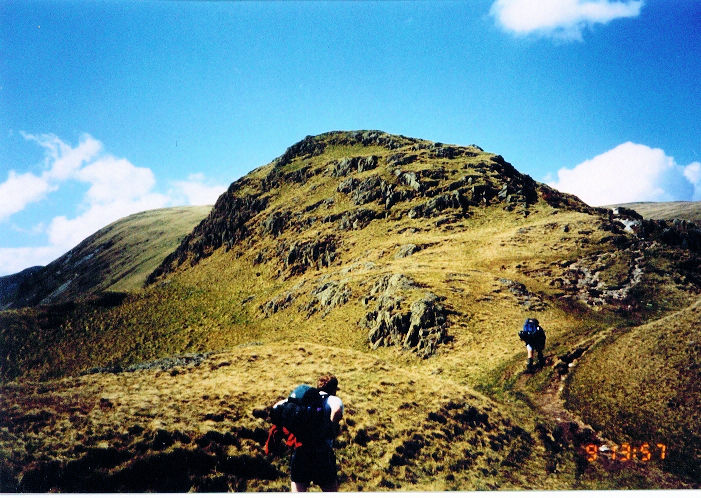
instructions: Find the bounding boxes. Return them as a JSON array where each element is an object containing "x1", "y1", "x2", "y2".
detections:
[
  {"x1": 519, "y1": 318, "x2": 546, "y2": 372},
  {"x1": 269, "y1": 374, "x2": 344, "y2": 492}
]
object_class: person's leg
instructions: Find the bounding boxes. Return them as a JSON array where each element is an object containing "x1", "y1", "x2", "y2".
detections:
[
  {"x1": 291, "y1": 481, "x2": 308, "y2": 492},
  {"x1": 320, "y1": 480, "x2": 338, "y2": 492},
  {"x1": 290, "y1": 448, "x2": 310, "y2": 492},
  {"x1": 316, "y1": 446, "x2": 338, "y2": 492},
  {"x1": 536, "y1": 336, "x2": 545, "y2": 366},
  {"x1": 526, "y1": 344, "x2": 534, "y2": 370}
]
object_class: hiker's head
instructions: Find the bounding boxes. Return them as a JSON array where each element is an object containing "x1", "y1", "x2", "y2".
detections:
[{"x1": 317, "y1": 374, "x2": 338, "y2": 395}]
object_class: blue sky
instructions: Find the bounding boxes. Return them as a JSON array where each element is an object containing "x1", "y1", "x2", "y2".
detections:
[{"x1": 1, "y1": 0, "x2": 699, "y2": 276}]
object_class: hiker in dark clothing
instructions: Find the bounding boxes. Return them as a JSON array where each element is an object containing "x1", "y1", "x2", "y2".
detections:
[
  {"x1": 519, "y1": 318, "x2": 546, "y2": 372},
  {"x1": 273, "y1": 374, "x2": 344, "y2": 492}
]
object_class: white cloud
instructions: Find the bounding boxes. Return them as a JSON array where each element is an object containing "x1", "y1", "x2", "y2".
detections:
[
  {"x1": 0, "y1": 170, "x2": 55, "y2": 221},
  {"x1": 491, "y1": 0, "x2": 644, "y2": 40},
  {"x1": 0, "y1": 246, "x2": 66, "y2": 276},
  {"x1": 170, "y1": 173, "x2": 225, "y2": 206},
  {"x1": 76, "y1": 156, "x2": 159, "y2": 204},
  {"x1": 0, "y1": 133, "x2": 102, "y2": 221},
  {"x1": 0, "y1": 132, "x2": 225, "y2": 275},
  {"x1": 20, "y1": 132, "x2": 102, "y2": 181},
  {"x1": 684, "y1": 162, "x2": 701, "y2": 200},
  {"x1": 548, "y1": 142, "x2": 700, "y2": 206}
]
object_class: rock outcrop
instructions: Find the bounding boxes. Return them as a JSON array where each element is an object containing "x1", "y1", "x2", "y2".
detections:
[
  {"x1": 360, "y1": 274, "x2": 448, "y2": 358},
  {"x1": 277, "y1": 237, "x2": 338, "y2": 277}
]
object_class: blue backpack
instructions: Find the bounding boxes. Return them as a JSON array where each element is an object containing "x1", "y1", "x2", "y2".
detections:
[{"x1": 519, "y1": 318, "x2": 540, "y2": 341}]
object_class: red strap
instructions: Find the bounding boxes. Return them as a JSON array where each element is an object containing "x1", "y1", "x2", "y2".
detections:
[
  {"x1": 282, "y1": 426, "x2": 303, "y2": 448},
  {"x1": 265, "y1": 425, "x2": 303, "y2": 455},
  {"x1": 264, "y1": 425, "x2": 280, "y2": 455}
]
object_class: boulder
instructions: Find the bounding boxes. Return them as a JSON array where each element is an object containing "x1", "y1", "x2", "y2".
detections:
[{"x1": 395, "y1": 244, "x2": 421, "y2": 259}]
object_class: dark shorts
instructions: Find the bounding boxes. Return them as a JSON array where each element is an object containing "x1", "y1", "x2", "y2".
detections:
[
  {"x1": 526, "y1": 335, "x2": 546, "y2": 351},
  {"x1": 290, "y1": 444, "x2": 337, "y2": 487}
]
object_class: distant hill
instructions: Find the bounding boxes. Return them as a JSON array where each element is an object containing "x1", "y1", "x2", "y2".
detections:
[
  {"x1": 606, "y1": 201, "x2": 701, "y2": 223},
  {"x1": 0, "y1": 206, "x2": 210, "y2": 310},
  {"x1": 1, "y1": 131, "x2": 699, "y2": 490}
]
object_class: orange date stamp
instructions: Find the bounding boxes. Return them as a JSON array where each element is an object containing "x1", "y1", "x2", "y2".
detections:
[{"x1": 583, "y1": 443, "x2": 667, "y2": 463}]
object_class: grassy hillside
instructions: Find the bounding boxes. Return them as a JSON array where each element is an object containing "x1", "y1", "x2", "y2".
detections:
[
  {"x1": 0, "y1": 206, "x2": 211, "y2": 310},
  {"x1": 0, "y1": 267, "x2": 42, "y2": 310},
  {"x1": 565, "y1": 298, "x2": 701, "y2": 482},
  {"x1": 1, "y1": 131, "x2": 699, "y2": 490},
  {"x1": 0, "y1": 342, "x2": 685, "y2": 492},
  {"x1": 606, "y1": 202, "x2": 701, "y2": 223}
]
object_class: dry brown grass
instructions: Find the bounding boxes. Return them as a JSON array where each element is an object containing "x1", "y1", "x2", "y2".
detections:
[{"x1": 3, "y1": 342, "x2": 666, "y2": 492}]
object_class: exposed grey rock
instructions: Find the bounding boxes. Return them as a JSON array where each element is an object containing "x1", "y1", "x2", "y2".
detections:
[
  {"x1": 304, "y1": 279, "x2": 351, "y2": 316},
  {"x1": 353, "y1": 176, "x2": 384, "y2": 205},
  {"x1": 337, "y1": 175, "x2": 388, "y2": 206},
  {"x1": 148, "y1": 193, "x2": 268, "y2": 283},
  {"x1": 499, "y1": 278, "x2": 547, "y2": 311},
  {"x1": 337, "y1": 177, "x2": 358, "y2": 194},
  {"x1": 361, "y1": 274, "x2": 448, "y2": 358},
  {"x1": 431, "y1": 145, "x2": 461, "y2": 159},
  {"x1": 329, "y1": 155, "x2": 378, "y2": 177},
  {"x1": 387, "y1": 153, "x2": 418, "y2": 168},
  {"x1": 560, "y1": 249, "x2": 647, "y2": 308},
  {"x1": 403, "y1": 293, "x2": 448, "y2": 357},
  {"x1": 340, "y1": 261, "x2": 377, "y2": 274},
  {"x1": 260, "y1": 210, "x2": 289, "y2": 237},
  {"x1": 337, "y1": 208, "x2": 379, "y2": 231},
  {"x1": 357, "y1": 155, "x2": 379, "y2": 172},
  {"x1": 408, "y1": 191, "x2": 467, "y2": 219},
  {"x1": 395, "y1": 244, "x2": 421, "y2": 259},
  {"x1": 395, "y1": 170, "x2": 422, "y2": 191},
  {"x1": 279, "y1": 237, "x2": 337, "y2": 276},
  {"x1": 370, "y1": 273, "x2": 416, "y2": 296},
  {"x1": 274, "y1": 136, "x2": 327, "y2": 167},
  {"x1": 261, "y1": 291, "x2": 295, "y2": 317},
  {"x1": 611, "y1": 206, "x2": 643, "y2": 220},
  {"x1": 82, "y1": 352, "x2": 212, "y2": 375}
]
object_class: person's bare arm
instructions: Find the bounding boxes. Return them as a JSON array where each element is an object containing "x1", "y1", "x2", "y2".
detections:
[
  {"x1": 328, "y1": 396, "x2": 344, "y2": 423},
  {"x1": 330, "y1": 405, "x2": 343, "y2": 423}
]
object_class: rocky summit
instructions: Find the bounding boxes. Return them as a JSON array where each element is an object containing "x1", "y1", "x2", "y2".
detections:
[
  {"x1": 1, "y1": 131, "x2": 699, "y2": 491},
  {"x1": 146, "y1": 130, "x2": 699, "y2": 358}
]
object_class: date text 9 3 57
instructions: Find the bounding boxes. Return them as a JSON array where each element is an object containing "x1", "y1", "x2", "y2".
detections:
[{"x1": 584, "y1": 443, "x2": 667, "y2": 463}]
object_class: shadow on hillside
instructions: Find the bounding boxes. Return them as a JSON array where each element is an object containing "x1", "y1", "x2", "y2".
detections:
[{"x1": 1, "y1": 427, "x2": 283, "y2": 493}]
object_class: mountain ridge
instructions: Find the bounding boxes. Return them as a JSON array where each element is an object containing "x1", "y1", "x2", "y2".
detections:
[
  {"x1": 0, "y1": 206, "x2": 210, "y2": 310},
  {"x1": 1, "y1": 130, "x2": 699, "y2": 490}
]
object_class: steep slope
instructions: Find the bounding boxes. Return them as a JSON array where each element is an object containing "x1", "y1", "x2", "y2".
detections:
[
  {"x1": 606, "y1": 202, "x2": 701, "y2": 223},
  {"x1": 565, "y1": 298, "x2": 701, "y2": 482},
  {"x1": 0, "y1": 267, "x2": 42, "y2": 310},
  {"x1": 0, "y1": 206, "x2": 211, "y2": 310},
  {"x1": 1, "y1": 131, "x2": 699, "y2": 490}
]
